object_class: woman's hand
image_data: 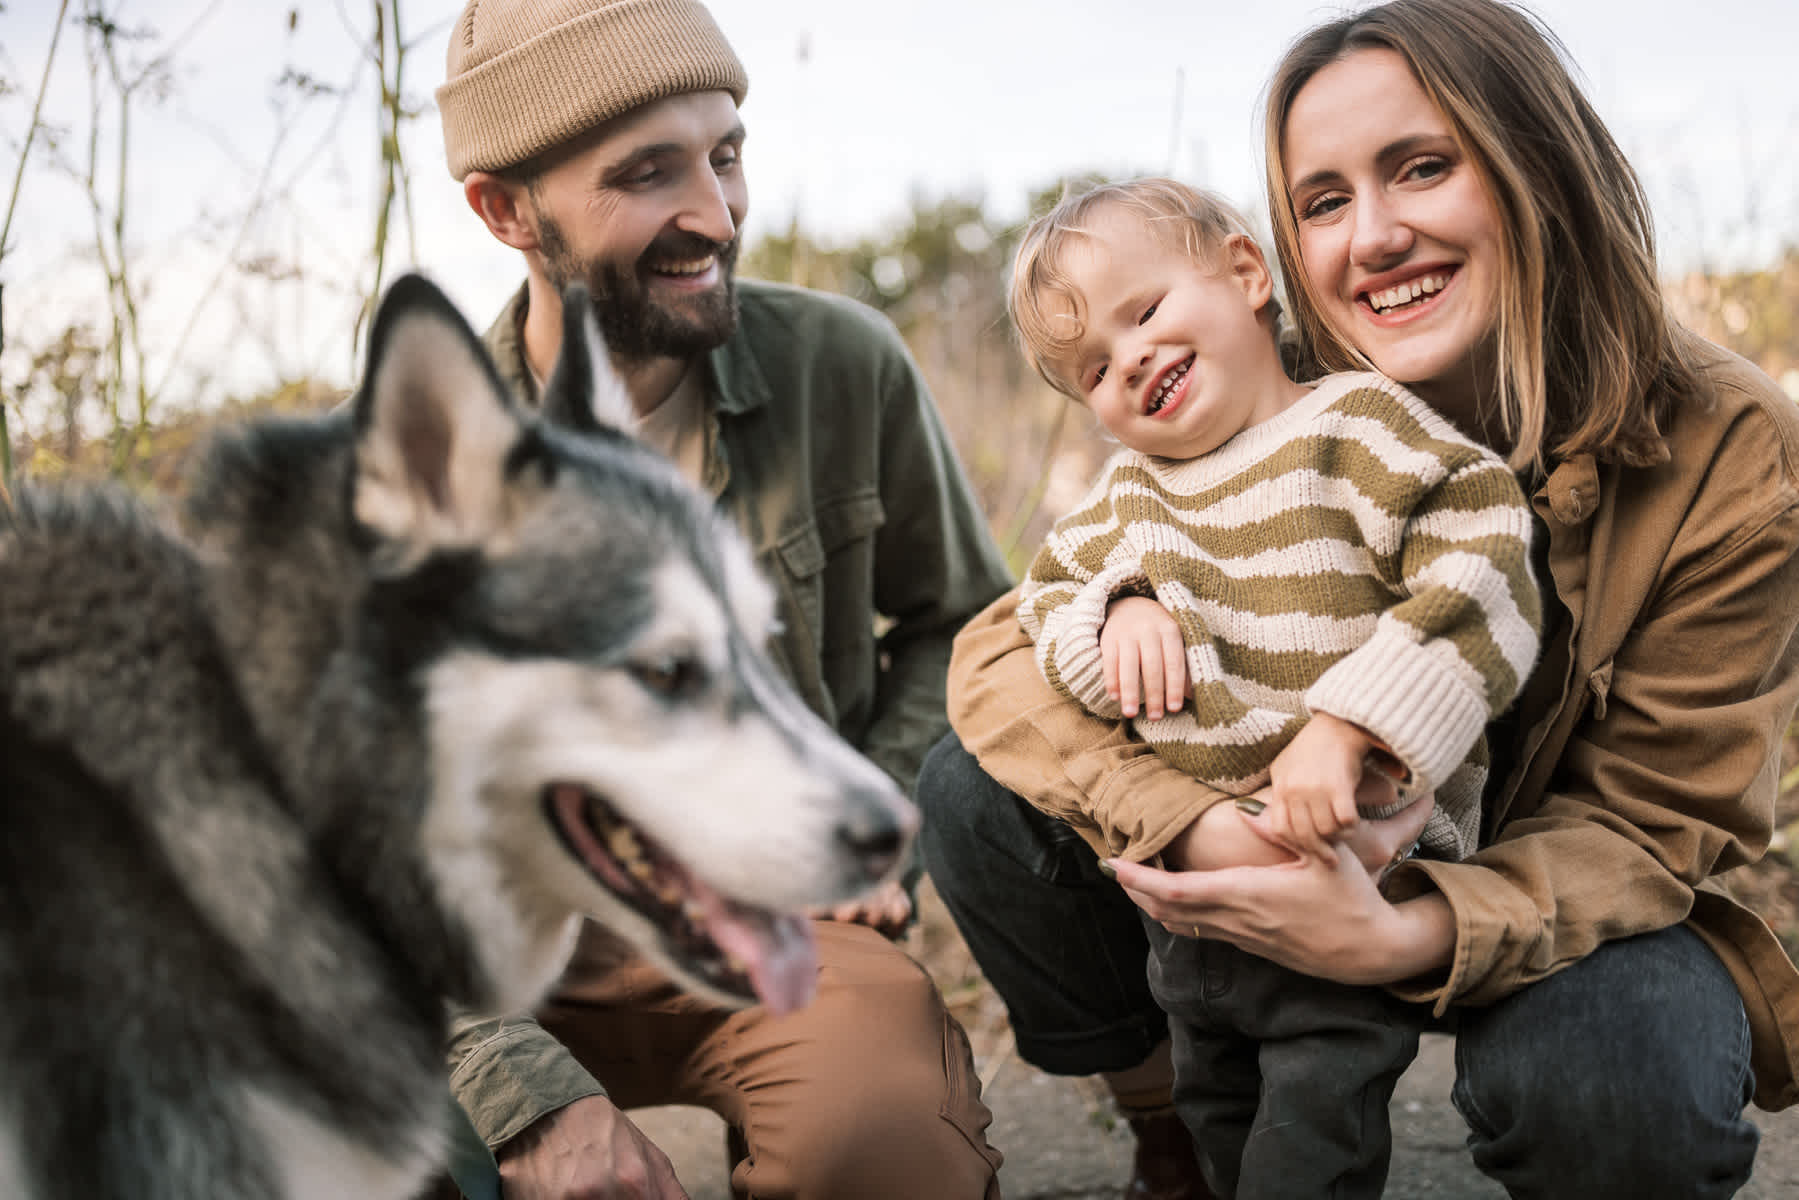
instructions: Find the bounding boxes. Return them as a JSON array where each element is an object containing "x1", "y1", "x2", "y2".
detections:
[{"x1": 1116, "y1": 791, "x2": 1452, "y2": 986}]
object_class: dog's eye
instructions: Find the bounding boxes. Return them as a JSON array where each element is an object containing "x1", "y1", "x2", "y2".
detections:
[{"x1": 630, "y1": 655, "x2": 702, "y2": 697}]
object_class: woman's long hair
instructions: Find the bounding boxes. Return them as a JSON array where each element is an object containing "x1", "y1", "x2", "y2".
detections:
[{"x1": 1262, "y1": 0, "x2": 1698, "y2": 474}]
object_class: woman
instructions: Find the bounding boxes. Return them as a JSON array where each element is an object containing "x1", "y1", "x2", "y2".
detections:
[{"x1": 917, "y1": 1, "x2": 1799, "y2": 1196}]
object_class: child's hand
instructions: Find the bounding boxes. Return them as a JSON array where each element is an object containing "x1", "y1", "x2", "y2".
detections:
[
  {"x1": 1099, "y1": 595, "x2": 1188, "y2": 719},
  {"x1": 1265, "y1": 713, "x2": 1378, "y2": 864}
]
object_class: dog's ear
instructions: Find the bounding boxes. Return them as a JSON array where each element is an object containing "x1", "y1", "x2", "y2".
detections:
[
  {"x1": 539, "y1": 282, "x2": 637, "y2": 435},
  {"x1": 350, "y1": 272, "x2": 528, "y2": 568}
]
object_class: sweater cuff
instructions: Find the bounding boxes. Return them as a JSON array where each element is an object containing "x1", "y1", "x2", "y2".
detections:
[
  {"x1": 1306, "y1": 625, "x2": 1489, "y2": 794},
  {"x1": 1048, "y1": 566, "x2": 1153, "y2": 718},
  {"x1": 448, "y1": 1018, "x2": 608, "y2": 1148}
]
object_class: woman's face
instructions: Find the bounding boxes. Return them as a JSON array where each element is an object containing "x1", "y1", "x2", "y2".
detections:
[{"x1": 1280, "y1": 48, "x2": 1503, "y2": 409}]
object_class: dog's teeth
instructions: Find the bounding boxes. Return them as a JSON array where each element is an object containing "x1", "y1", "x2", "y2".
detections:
[{"x1": 606, "y1": 825, "x2": 643, "y2": 864}]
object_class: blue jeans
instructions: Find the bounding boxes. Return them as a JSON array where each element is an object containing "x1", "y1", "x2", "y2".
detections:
[{"x1": 916, "y1": 732, "x2": 1761, "y2": 1198}]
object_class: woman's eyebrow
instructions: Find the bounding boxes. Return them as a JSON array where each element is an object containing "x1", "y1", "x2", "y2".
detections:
[{"x1": 1288, "y1": 132, "x2": 1455, "y2": 196}]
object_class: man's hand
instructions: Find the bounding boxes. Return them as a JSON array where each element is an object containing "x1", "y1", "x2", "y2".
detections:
[
  {"x1": 1264, "y1": 713, "x2": 1379, "y2": 864},
  {"x1": 1100, "y1": 595, "x2": 1188, "y2": 719},
  {"x1": 813, "y1": 878, "x2": 912, "y2": 938},
  {"x1": 495, "y1": 1094, "x2": 690, "y2": 1200}
]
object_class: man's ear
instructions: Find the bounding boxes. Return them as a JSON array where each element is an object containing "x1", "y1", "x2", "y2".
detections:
[
  {"x1": 1223, "y1": 232, "x2": 1275, "y2": 312},
  {"x1": 464, "y1": 171, "x2": 541, "y2": 252}
]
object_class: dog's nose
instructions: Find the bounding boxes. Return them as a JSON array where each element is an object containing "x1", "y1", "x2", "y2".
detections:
[{"x1": 835, "y1": 792, "x2": 919, "y2": 882}]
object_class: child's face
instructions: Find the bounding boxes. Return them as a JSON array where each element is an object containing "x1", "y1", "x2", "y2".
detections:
[{"x1": 1054, "y1": 207, "x2": 1293, "y2": 459}]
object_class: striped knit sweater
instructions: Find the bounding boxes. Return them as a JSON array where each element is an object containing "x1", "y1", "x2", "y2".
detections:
[{"x1": 1018, "y1": 372, "x2": 1541, "y2": 861}]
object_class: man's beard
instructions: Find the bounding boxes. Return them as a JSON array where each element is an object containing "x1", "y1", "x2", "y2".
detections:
[{"x1": 538, "y1": 217, "x2": 740, "y2": 362}]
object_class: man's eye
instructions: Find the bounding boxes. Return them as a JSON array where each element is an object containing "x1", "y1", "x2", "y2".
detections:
[{"x1": 1139, "y1": 303, "x2": 1158, "y2": 325}]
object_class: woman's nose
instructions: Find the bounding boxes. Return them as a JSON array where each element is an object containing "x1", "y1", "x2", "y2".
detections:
[{"x1": 1349, "y1": 193, "x2": 1414, "y2": 267}]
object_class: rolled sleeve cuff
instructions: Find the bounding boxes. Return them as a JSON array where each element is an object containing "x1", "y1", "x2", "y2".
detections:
[
  {"x1": 1090, "y1": 751, "x2": 1234, "y2": 863},
  {"x1": 448, "y1": 1019, "x2": 608, "y2": 1148},
  {"x1": 1381, "y1": 857, "x2": 1539, "y2": 1015}
]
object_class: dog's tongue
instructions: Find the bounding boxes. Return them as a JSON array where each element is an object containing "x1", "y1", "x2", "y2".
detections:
[{"x1": 688, "y1": 876, "x2": 818, "y2": 1015}]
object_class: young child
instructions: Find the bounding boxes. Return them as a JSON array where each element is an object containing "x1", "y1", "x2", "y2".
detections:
[
  {"x1": 1010, "y1": 178, "x2": 1542, "y2": 1194},
  {"x1": 1015, "y1": 177, "x2": 1541, "y2": 864}
]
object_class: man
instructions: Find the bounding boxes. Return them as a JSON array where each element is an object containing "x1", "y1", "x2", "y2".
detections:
[{"x1": 431, "y1": 1, "x2": 1012, "y2": 1197}]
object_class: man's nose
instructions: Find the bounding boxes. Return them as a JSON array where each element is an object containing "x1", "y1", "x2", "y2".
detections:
[{"x1": 675, "y1": 170, "x2": 739, "y2": 245}]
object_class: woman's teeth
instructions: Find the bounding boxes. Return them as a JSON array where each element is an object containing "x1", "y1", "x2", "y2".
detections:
[
  {"x1": 1369, "y1": 271, "x2": 1450, "y2": 314},
  {"x1": 1148, "y1": 360, "x2": 1191, "y2": 414}
]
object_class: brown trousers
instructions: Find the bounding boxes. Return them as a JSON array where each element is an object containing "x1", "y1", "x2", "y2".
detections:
[{"x1": 443, "y1": 919, "x2": 1004, "y2": 1199}]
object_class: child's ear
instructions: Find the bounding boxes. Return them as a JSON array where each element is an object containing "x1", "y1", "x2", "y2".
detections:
[{"x1": 1223, "y1": 233, "x2": 1275, "y2": 312}]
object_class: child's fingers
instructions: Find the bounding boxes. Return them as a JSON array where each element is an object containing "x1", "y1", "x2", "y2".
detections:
[
  {"x1": 1117, "y1": 646, "x2": 1143, "y2": 717},
  {"x1": 1293, "y1": 791, "x2": 1341, "y2": 867},
  {"x1": 1159, "y1": 626, "x2": 1187, "y2": 712},
  {"x1": 1101, "y1": 634, "x2": 1122, "y2": 704},
  {"x1": 1138, "y1": 640, "x2": 1167, "y2": 719}
]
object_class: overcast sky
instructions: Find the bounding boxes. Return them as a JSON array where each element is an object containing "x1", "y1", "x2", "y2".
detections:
[{"x1": 3, "y1": 0, "x2": 1796, "y2": 397}]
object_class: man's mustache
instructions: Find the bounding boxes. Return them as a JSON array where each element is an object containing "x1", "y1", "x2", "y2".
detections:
[{"x1": 638, "y1": 233, "x2": 739, "y2": 269}]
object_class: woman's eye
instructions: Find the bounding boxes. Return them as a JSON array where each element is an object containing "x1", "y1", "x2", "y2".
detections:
[
  {"x1": 1138, "y1": 302, "x2": 1159, "y2": 325},
  {"x1": 1300, "y1": 194, "x2": 1346, "y2": 221},
  {"x1": 1403, "y1": 156, "x2": 1449, "y2": 183}
]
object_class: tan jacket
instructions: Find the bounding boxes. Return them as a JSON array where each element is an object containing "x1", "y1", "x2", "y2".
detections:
[{"x1": 947, "y1": 339, "x2": 1799, "y2": 1109}]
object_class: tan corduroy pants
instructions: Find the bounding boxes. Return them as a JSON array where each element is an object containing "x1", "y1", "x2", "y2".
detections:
[{"x1": 437, "y1": 919, "x2": 1003, "y2": 1199}]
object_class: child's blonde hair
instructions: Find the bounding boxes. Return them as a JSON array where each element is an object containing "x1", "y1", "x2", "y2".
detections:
[{"x1": 1008, "y1": 178, "x2": 1280, "y2": 398}]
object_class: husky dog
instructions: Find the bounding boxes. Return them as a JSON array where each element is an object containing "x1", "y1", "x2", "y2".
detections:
[{"x1": 0, "y1": 274, "x2": 914, "y2": 1200}]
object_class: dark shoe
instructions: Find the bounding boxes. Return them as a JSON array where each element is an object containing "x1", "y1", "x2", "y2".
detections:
[{"x1": 1125, "y1": 1106, "x2": 1217, "y2": 1200}]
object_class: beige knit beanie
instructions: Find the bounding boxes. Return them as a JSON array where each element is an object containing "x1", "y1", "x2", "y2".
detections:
[{"x1": 437, "y1": 0, "x2": 749, "y2": 179}]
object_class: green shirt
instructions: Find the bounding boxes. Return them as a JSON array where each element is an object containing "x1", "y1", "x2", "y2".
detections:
[{"x1": 449, "y1": 277, "x2": 1012, "y2": 1145}]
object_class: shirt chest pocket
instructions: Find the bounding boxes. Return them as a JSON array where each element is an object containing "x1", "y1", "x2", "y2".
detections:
[{"x1": 773, "y1": 490, "x2": 886, "y2": 663}]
